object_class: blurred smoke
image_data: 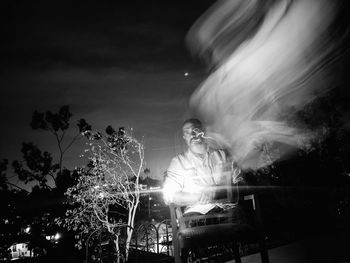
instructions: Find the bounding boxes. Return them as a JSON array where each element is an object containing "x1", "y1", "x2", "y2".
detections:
[{"x1": 187, "y1": 0, "x2": 349, "y2": 170}]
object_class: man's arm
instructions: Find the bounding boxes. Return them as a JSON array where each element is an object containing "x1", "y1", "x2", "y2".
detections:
[
  {"x1": 164, "y1": 155, "x2": 217, "y2": 206},
  {"x1": 170, "y1": 188, "x2": 216, "y2": 206},
  {"x1": 211, "y1": 150, "x2": 243, "y2": 199},
  {"x1": 170, "y1": 192, "x2": 201, "y2": 206}
]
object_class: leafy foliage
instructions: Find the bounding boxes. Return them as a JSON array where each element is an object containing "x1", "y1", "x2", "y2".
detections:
[
  {"x1": 58, "y1": 127, "x2": 145, "y2": 261},
  {"x1": 12, "y1": 143, "x2": 56, "y2": 187},
  {"x1": 244, "y1": 86, "x2": 350, "y2": 187},
  {"x1": 12, "y1": 105, "x2": 91, "y2": 191},
  {"x1": 30, "y1": 105, "x2": 72, "y2": 131}
]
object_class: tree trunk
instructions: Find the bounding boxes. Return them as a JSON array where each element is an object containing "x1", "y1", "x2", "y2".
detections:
[
  {"x1": 125, "y1": 200, "x2": 139, "y2": 261},
  {"x1": 114, "y1": 235, "x2": 120, "y2": 263},
  {"x1": 125, "y1": 208, "x2": 133, "y2": 261}
]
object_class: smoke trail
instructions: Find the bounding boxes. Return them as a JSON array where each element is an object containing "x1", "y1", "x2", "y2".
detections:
[{"x1": 187, "y1": 0, "x2": 349, "y2": 170}]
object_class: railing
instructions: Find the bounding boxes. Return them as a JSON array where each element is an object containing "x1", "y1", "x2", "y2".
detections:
[
  {"x1": 130, "y1": 219, "x2": 173, "y2": 256},
  {"x1": 85, "y1": 186, "x2": 350, "y2": 262},
  {"x1": 130, "y1": 186, "x2": 350, "y2": 258}
]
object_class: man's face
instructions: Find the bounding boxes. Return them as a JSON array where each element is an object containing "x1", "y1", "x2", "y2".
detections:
[{"x1": 182, "y1": 122, "x2": 204, "y2": 148}]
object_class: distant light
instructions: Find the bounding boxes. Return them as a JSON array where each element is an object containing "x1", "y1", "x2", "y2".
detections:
[
  {"x1": 24, "y1": 226, "x2": 31, "y2": 234},
  {"x1": 184, "y1": 72, "x2": 189, "y2": 77},
  {"x1": 45, "y1": 236, "x2": 50, "y2": 241},
  {"x1": 54, "y1": 233, "x2": 61, "y2": 240}
]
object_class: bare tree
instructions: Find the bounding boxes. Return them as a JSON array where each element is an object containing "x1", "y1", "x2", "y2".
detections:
[{"x1": 59, "y1": 127, "x2": 144, "y2": 262}]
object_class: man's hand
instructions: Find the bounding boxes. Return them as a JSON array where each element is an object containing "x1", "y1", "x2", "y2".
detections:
[{"x1": 232, "y1": 165, "x2": 242, "y2": 184}]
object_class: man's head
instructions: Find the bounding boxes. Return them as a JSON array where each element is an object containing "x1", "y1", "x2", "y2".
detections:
[{"x1": 182, "y1": 118, "x2": 206, "y2": 154}]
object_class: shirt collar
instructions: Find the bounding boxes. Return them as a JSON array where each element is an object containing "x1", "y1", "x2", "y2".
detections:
[{"x1": 186, "y1": 147, "x2": 211, "y2": 161}]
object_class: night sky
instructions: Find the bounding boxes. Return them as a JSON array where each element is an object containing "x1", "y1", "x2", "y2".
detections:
[
  {"x1": 0, "y1": 0, "x2": 215, "y2": 185},
  {"x1": 1, "y1": 0, "x2": 350, "y2": 189}
]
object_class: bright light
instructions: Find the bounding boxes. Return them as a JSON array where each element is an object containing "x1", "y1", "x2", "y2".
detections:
[
  {"x1": 54, "y1": 233, "x2": 61, "y2": 240},
  {"x1": 184, "y1": 72, "x2": 189, "y2": 76},
  {"x1": 45, "y1": 236, "x2": 50, "y2": 241},
  {"x1": 24, "y1": 226, "x2": 31, "y2": 234}
]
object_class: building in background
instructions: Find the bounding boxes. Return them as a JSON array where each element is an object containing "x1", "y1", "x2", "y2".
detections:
[{"x1": 9, "y1": 242, "x2": 33, "y2": 259}]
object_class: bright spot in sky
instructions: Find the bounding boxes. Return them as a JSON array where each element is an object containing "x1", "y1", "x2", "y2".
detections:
[{"x1": 184, "y1": 72, "x2": 189, "y2": 77}]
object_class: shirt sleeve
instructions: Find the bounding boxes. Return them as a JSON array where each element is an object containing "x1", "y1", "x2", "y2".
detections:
[{"x1": 162, "y1": 157, "x2": 184, "y2": 204}]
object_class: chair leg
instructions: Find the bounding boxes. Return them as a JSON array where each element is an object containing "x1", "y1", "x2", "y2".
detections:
[
  {"x1": 174, "y1": 243, "x2": 181, "y2": 263},
  {"x1": 232, "y1": 242, "x2": 241, "y2": 263},
  {"x1": 259, "y1": 239, "x2": 269, "y2": 263},
  {"x1": 181, "y1": 248, "x2": 190, "y2": 263}
]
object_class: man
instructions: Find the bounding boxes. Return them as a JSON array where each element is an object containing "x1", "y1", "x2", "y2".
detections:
[{"x1": 163, "y1": 118, "x2": 240, "y2": 215}]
